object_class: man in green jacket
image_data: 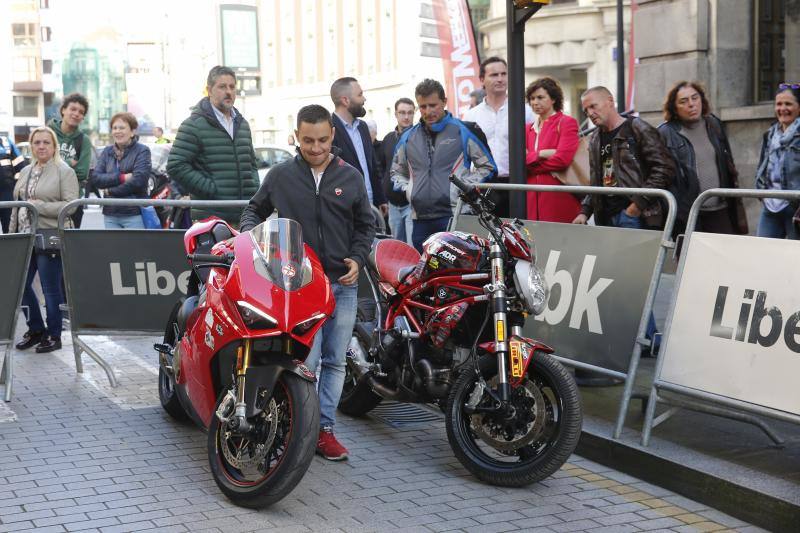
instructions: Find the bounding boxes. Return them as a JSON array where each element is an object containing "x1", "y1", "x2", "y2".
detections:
[
  {"x1": 167, "y1": 65, "x2": 260, "y2": 224},
  {"x1": 47, "y1": 92, "x2": 92, "y2": 226}
]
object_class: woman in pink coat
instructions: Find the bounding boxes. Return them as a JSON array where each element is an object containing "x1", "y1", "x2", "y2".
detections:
[{"x1": 524, "y1": 77, "x2": 581, "y2": 222}]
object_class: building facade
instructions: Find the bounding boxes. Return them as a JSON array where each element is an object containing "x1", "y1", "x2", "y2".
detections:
[
  {"x1": 634, "y1": 0, "x2": 799, "y2": 192},
  {"x1": 477, "y1": 0, "x2": 633, "y2": 122},
  {"x1": 0, "y1": 0, "x2": 58, "y2": 142},
  {"x1": 255, "y1": 0, "x2": 453, "y2": 145}
]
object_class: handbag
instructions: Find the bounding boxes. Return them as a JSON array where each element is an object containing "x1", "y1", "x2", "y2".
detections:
[
  {"x1": 35, "y1": 228, "x2": 61, "y2": 254},
  {"x1": 552, "y1": 135, "x2": 590, "y2": 187},
  {"x1": 140, "y1": 205, "x2": 162, "y2": 229}
]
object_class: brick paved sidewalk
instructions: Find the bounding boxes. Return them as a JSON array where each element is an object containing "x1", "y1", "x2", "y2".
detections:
[{"x1": 0, "y1": 332, "x2": 763, "y2": 533}]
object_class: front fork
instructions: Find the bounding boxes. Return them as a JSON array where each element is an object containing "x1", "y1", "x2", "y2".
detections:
[
  {"x1": 488, "y1": 243, "x2": 514, "y2": 402},
  {"x1": 216, "y1": 338, "x2": 253, "y2": 432}
]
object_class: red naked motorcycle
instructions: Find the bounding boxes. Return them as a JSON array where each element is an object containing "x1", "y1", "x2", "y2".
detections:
[
  {"x1": 155, "y1": 217, "x2": 334, "y2": 508},
  {"x1": 341, "y1": 175, "x2": 582, "y2": 486}
]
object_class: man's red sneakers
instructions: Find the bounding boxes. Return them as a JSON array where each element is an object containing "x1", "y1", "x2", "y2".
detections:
[{"x1": 316, "y1": 428, "x2": 349, "y2": 461}]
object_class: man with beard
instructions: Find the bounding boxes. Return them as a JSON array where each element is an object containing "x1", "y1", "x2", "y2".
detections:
[
  {"x1": 330, "y1": 77, "x2": 387, "y2": 217},
  {"x1": 167, "y1": 65, "x2": 260, "y2": 224}
]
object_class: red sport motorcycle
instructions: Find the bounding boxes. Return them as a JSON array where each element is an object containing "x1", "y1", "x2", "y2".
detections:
[
  {"x1": 341, "y1": 175, "x2": 582, "y2": 486},
  {"x1": 155, "y1": 217, "x2": 333, "y2": 508}
]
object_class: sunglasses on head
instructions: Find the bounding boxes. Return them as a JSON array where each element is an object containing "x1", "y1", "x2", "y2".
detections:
[{"x1": 779, "y1": 82, "x2": 800, "y2": 90}]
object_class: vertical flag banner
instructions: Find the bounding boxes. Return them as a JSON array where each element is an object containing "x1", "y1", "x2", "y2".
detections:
[{"x1": 432, "y1": 0, "x2": 482, "y2": 118}]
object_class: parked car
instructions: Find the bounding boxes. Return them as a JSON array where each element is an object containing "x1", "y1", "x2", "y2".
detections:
[{"x1": 255, "y1": 145, "x2": 293, "y2": 182}]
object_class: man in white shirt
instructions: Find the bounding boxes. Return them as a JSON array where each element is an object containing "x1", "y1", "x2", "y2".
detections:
[{"x1": 464, "y1": 57, "x2": 534, "y2": 218}]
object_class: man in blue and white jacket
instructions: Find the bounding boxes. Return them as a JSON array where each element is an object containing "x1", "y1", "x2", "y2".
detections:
[{"x1": 390, "y1": 79, "x2": 497, "y2": 251}]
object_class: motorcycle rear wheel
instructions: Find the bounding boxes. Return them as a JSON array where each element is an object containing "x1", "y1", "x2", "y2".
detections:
[
  {"x1": 208, "y1": 373, "x2": 319, "y2": 508},
  {"x1": 445, "y1": 350, "x2": 582, "y2": 487},
  {"x1": 339, "y1": 352, "x2": 382, "y2": 416},
  {"x1": 159, "y1": 300, "x2": 188, "y2": 421},
  {"x1": 338, "y1": 302, "x2": 382, "y2": 416}
]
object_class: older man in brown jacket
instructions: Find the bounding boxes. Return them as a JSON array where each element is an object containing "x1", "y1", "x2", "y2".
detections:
[{"x1": 573, "y1": 86, "x2": 675, "y2": 229}]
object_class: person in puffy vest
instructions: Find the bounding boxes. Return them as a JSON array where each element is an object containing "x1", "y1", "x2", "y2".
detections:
[{"x1": 167, "y1": 66, "x2": 259, "y2": 224}]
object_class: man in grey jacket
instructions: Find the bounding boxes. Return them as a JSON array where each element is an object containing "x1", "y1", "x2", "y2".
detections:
[
  {"x1": 391, "y1": 79, "x2": 497, "y2": 251},
  {"x1": 240, "y1": 104, "x2": 375, "y2": 461}
]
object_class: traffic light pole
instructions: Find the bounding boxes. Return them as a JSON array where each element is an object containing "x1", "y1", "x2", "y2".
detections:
[{"x1": 506, "y1": 1, "x2": 543, "y2": 220}]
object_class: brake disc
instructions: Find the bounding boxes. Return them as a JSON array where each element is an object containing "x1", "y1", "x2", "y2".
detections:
[
  {"x1": 470, "y1": 377, "x2": 546, "y2": 453},
  {"x1": 220, "y1": 397, "x2": 279, "y2": 475}
]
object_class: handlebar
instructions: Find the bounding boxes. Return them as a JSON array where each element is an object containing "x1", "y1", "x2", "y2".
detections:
[
  {"x1": 188, "y1": 252, "x2": 233, "y2": 264},
  {"x1": 449, "y1": 174, "x2": 481, "y2": 203}
]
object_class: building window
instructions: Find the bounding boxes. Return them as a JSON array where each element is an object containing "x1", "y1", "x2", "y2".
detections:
[
  {"x1": 755, "y1": 0, "x2": 797, "y2": 102},
  {"x1": 13, "y1": 56, "x2": 38, "y2": 82},
  {"x1": 43, "y1": 59, "x2": 52, "y2": 74},
  {"x1": 12, "y1": 23, "x2": 37, "y2": 46},
  {"x1": 13, "y1": 95, "x2": 39, "y2": 117},
  {"x1": 40, "y1": 0, "x2": 50, "y2": 7},
  {"x1": 44, "y1": 92, "x2": 54, "y2": 107},
  {"x1": 40, "y1": 25, "x2": 51, "y2": 42}
]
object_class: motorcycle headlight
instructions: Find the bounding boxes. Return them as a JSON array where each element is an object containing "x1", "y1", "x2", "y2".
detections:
[
  {"x1": 236, "y1": 301, "x2": 278, "y2": 330},
  {"x1": 513, "y1": 261, "x2": 549, "y2": 315}
]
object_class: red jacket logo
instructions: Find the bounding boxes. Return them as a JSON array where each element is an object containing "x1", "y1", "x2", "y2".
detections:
[{"x1": 335, "y1": 188, "x2": 343, "y2": 196}]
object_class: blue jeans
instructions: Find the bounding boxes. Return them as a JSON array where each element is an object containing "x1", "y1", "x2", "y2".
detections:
[
  {"x1": 305, "y1": 282, "x2": 358, "y2": 429},
  {"x1": 412, "y1": 216, "x2": 451, "y2": 252},
  {"x1": 21, "y1": 251, "x2": 64, "y2": 338},
  {"x1": 608, "y1": 210, "x2": 659, "y2": 350},
  {"x1": 388, "y1": 203, "x2": 413, "y2": 244},
  {"x1": 610, "y1": 210, "x2": 644, "y2": 229},
  {"x1": 105, "y1": 214, "x2": 145, "y2": 229},
  {"x1": 757, "y1": 205, "x2": 798, "y2": 240}
]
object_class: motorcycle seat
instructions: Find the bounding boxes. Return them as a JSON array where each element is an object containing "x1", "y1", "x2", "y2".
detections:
[{"x1": 369, "y1": 239, "x2": 420, "y2": 288}]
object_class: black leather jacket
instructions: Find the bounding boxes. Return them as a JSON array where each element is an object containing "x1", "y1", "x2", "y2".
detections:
[
  {"x1": 658, "y1": 115, "x2": 738, "y2": 222},
  {"x1": 581, "y1": 118, "x2": 675, "y2": 227}
]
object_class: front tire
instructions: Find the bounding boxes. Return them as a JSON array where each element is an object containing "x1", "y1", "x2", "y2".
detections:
[
  {"x1": 208, "y1": 373, "x2": 319, "y2": 508},
  {"x1": 445, "y1": 350, "x2": 582, "y2": 487}
]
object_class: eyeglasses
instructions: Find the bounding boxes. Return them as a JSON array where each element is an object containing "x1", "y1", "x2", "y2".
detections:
[{"x1": 779, "y1": 82, "x2": 800, "y2": 90}]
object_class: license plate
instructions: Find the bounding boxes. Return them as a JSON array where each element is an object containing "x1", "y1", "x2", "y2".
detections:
[{"x1": 509, "y1": 341, "x2": 523, "y2": 378}]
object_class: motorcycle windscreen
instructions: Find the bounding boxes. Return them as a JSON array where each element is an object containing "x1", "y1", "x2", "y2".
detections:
[{"x1": 249, "y1": 218, "x2": 313, "y2": 291}]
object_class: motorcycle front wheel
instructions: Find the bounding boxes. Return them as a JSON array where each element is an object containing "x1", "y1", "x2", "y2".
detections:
[
  {"x1": 207, "y1": 373, "x2": 319, "y2": 508},
  {"x1": 445, "y1": 350, "x2": 582, "y2": 487}
]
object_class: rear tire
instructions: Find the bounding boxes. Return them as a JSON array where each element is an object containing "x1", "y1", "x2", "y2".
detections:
[
  {"x1": 208, "y1": 374, "x2": 319, "y2": 508},
  {"x1": 338, "y1": 335, "x2": 382, "y2": 416},
  {"x1": 159, "y1": 301, "x2": 188, "y2": 421},
  {"x1": 446, "y1": 350, "x2": 582, "y2": 487}
]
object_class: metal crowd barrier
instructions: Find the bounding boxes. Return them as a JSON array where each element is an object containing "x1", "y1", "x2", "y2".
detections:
[
  {"x1": 642, "y1": 188, "x2": 800, "y2": 446},
  {"x1": 453, "y1": 183, "x2": 677, "y2": 439},
  {"x1": 0, "y1": 201, "x2": 39, "y2": 402},
  {"x1": 57, "y1": 198, "x2": 249, "y2": 387},
  {"x1": 56, "y1": 198, "x2": 386, "y2": 387}
]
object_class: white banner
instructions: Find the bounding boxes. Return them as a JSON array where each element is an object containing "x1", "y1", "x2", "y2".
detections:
[{"x1": 661, "y1": 232, "x2": 800, "y2": 416}]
